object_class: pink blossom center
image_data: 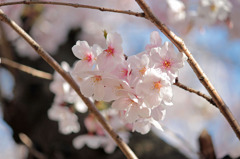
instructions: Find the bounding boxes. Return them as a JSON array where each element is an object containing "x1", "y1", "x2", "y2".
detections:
[
  {"x1": 121, "y1": 68, "x2": 129, "y2": 77},
  {"x1": 104, "y1": 46, "x2": 115, "y2": 56},
  {"x1": 162, "y1": 60, "x2": 171, "y2": 69},
  {"x1": 93, "y1": 75, "x2": 102, "y2": 83},
  {"x1": 84, "y1": 53, "x2": 93, "y2": 62},
  {"x1": 153, "y1": 81, "x2": 162, "y2": 90}
]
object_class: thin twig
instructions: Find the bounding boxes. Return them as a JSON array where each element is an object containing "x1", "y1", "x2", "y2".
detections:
[
  {"x1": 19, "y1": 133, "x2": 47, "y2": 159},
  {"x1": 0, "y1": 57, "x2": 53, "y2": 80},
  {"x1": 0, "y1": 10, "x2": 137, "y2": 159},
  {"x1": 0, "y1": 0, "x2": 145, "y2": 18},
  {"x1": 135, "y1": 0, "x2": 240, "y2": 140},
  {"x1": 174, "y1": 78, "x2": 216, "y2": 107}
]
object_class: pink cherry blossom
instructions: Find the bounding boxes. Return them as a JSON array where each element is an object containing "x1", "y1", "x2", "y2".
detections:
[
  {"x1": 97, "y1": 32, "x2": 124, "y2": 71},
  {"x1": 72, "y1": 41, "x2": 102, "y2": 71},
  {"x1": 150, "y1": 42, "x2": 187, "y2": 83},
  {"x1": 145, "y1": 31, "x2": 162, "y2": 51},
  {"x1": 136, "y1": 68, "x2": 173, "y2": 107}
]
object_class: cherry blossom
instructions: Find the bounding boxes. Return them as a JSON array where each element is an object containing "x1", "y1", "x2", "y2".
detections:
[
  {"x1": 166, "y1": 0, "x2": 186, "y2": 24},
  {"x1": 145, "y1": 31, "x2": 162, "y2": 51},
  {"x1": 136, "y1": 68, "x2": 173, "y2": 107},
  {"x1": 48, "y1": 62, "x2": 87, "y2": 134},
  {"x1": 196, "y1": 0, "x2": 232, "y2": 25},
  {"x1": 97, "y1": 32, "x2": 125, "y2": 71},
  {"x1": 150, "y1": 42, "x2": 188, "y2": 83},
  {"x1": 73, "y1": 109, "x2": 130, "y2": 153},
  {"x1": 70, "y1": 31, "x2": 187, "y2": 135},
  {"x1": 72, "y1": 41, "x2": 102, "y2": 71},
  {"x1": 48, "y1": 101, "x2": 80, "y2": 135}
]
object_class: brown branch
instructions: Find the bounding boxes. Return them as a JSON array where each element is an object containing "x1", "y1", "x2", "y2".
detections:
[
  {"x1": 19, "y1": 133, "x2": 47, "y2": 159},
  {"x1": 0, "y1": 57, "x2": 53, "y2": 80},
  {"x1": 135, "y1": 0, "x2": 240, "y2": 140},
  {"x1": 174, "y1": 78, "x2": 216, "y2": 107},
  {"x1": 0, "y1": 10, "x2": 137, "y2": 159},
  {"x1": 0, "y1": 0, "x2": 145, "y2": 18}
]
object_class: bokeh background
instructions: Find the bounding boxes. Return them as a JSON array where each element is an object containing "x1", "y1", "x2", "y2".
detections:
[{"x1": 0, "y1": 0, "x2": 240, "y2": 158}]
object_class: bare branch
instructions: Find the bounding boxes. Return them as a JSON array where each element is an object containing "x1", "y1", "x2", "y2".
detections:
[
  {"x1": 174, "y1": 78, "x2": 216, "y2": 107},
  {"x1": 0, "y1": 57, "x2": 53, "y2": 80},
  {"x1": 135, "y1": 0, "x2": 240, "y2": 140},
  {"x1": 19, "y1": 133, "x2": 47, "y2": 159},
  {"x1": 0, "y1": 0, "x2": 145, "y2": 18},
  {"x1": 0, "y1": 10, "x2": 137, "y2": 159}
]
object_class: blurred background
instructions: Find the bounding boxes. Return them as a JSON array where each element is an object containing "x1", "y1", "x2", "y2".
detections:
[{"x1": 0, "y1": 0, "x2": 240, "y2": 158}]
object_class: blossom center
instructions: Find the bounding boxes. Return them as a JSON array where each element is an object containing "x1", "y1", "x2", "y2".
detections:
[
  {"x1": 139, "y1": 67, "x2": 147, "y2": 75},
  {"x1": 84, "y1": 53, "x2": 93, "y2": 62},
  {"x1": 153, "y1": 81, "x2": 162, "y2": 90},
  {"x1": 104, "y1": 46, "x2": 115, "y2": 56},
  {"x1": 121, "y1": 68, "x2": 129, "y2": 77},
  {"x1": 93, "y1": 75, "x2": 102, "y2": 83},
  {"x1": 116, "y1": 84, "x2": 124, "y2": 90},
  {"x1": 210, "y1": 4, "x2": 216, "y2": 12},
  {"x1": 163, "y1": 60, "x2": 171, "y2": 69}
]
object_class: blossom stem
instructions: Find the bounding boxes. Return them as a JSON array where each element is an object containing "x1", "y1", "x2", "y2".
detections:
[
  {"x1": 174, "y1": 78, "x2": 216, "y2": 107},
  {"x1": 135, "y1": 0, "x2": 240, "y2": 140},
  {"x1": 0, "y1": 0, "x2": 145, "y2": 18},
  {"x1": 0, "y1": 10, "x2": 138, "y2": 159},
  {"x1": 0, "y1": 57, "x2": 53, "y2": 80}
]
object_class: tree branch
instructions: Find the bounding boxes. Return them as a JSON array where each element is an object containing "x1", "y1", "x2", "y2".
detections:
[
  {"x1": 0, "y1": 57, "x2": 53, "y2": 80},
  {"x1": 174, "y1": 78, "x2": 216, "y2": 107},
  {"x1": 0, "y1": 0, "x2": 145, "y2": 18},
  {"x1": 19, "y1": 133, "x2": 47, "y2": 159},
  {"x1": 135, "y1": 0, "x2": 240, "y2": 140},
  {"x1": 0, "y1": 10, "x2": 137, "y2": 159}
]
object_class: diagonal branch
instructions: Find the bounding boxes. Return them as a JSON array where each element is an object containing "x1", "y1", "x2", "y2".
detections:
[
  {"x1": 174, "y1": 78, "x2": 216, "y2": 107},
  {"x1": 0, "y1": 57, "x2": 53, "y2": 80},
  {"x1": 135, "y1": 0, "x2": 240, "y2": 140},
  {"x1": 0, "y1": 0, "x2": 145, "y2": 18},
  {"x1": 19, "y1": 133, "x2": 47, "y2": 159},
  {"x1": 0, "y1": 10, "x2": 137, "y2": 159}
]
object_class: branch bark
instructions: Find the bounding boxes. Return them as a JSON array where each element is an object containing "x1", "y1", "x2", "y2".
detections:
[
  {"x1": 0, "y1": 9, "x2": 137, "y2": 159},
  {"x1": 0, "y1": 0, "x2": 145, "y2": 18},
  {"x1": 0, "y1": 57, "x2": 53, "y2": 80},
  {"x1": 135, "y1": 0, "x2": 240, "y2": 140},
  {"x1": 174, "y1": 78, "x2": 216, "y2": 107}
]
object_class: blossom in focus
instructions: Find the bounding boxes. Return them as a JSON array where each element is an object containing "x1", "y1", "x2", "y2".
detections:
[
  {"x1": 72, "y1": 41, "x2": 102, "y2": 71},
  {"x1": 150, "y1": 42, "x2": 188, "y2": 83},
  {"x1": 136, "y1": 68, "x2": 173, "y2": 107},
  {"x1": 71, "y1": 31, "x2": 187, "y2": 134},
  {"x1": 97, "y1": 32, "x2": 124, "y2": 71}
]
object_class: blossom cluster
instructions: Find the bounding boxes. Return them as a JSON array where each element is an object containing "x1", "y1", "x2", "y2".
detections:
[
  {"x1": 48, "y1": 62, "x2": 87, "y2": 134},
  {"x1": 48, "y1": 69, "x2": 131, "y2": 153},
  {"x1": 71, "y1": 31, "x2": 187, "y2": 134},
  {"x1": 47, "y1": 31, "x2": 186, "y2": 152}
]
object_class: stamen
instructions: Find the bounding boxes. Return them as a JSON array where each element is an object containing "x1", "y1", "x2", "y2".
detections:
[
  {"x1": 84, "y1": 53, "x2": 93, "y2": 62},
  {"x1": 153, "y1": 81, "x2": 162, "y2": 90},
  {"x1": 139, "y1": 67, "x2": 147, "y2": 75},
  {"x1": 163, "y1": 60, "x2": 171, "y2": 69},
  {"x1": 104, "y1": 46, "x2": 115, "y2": 56},
  {"x1": 93, "y1": 75, "x2": 102, "y2": 82}
]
